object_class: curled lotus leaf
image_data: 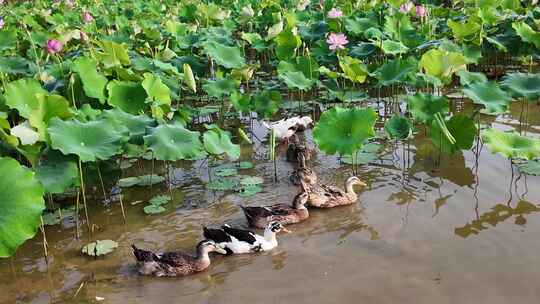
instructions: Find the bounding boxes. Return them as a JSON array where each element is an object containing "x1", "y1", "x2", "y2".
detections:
[
  {"x1": 501, "y1": 73, "x2": 540, "y2": 100},
  {"x1": 462, "y1": 81, "x2": 512, "y2": 114},
  {"x1": 482, "y1": 129, "x2": 540, "y2": 160}
]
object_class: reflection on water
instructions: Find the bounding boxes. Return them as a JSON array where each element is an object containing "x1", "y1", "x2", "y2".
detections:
[{"x1": 1, "y1": 102, "x2": 540, "y2": 304}]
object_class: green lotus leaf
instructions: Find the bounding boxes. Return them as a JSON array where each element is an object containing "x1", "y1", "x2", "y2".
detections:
[
  {"x1": 518, "y1": 160, "x2": 540, "y2": 176},
  {"x1": 238, "y1": 185, "x2": 262, "y2": 197},
  {"x1": 148, "y1": 195, "x2": 171, "y2": 206},
  {"x1": 118, "y1": 174, "x2": 165, "y2": 187},
  {"x1": 345, "y1": 17, "x2": 378, "y2": 36},
  {"x1": 341, "y1": 152, "x2": 378, "y2": 165},
  {"x1": 215, "y1": 168, "x2": 238, "y2": 177},
  {"x1": 144, "y1": 123, "x2": 206, "y2": 161},
  {"x1": 206, "y1": 178, "x2": 238, "y2": 191},
  {"x1": 430, "y1": 114, "x2": 477, "y2": 154},
  {"x1": 457, "y1": 70, "x2": 487, "y2": 86},
  {"x1": 384, "y1": 115, "x2": 412, "y2": 140},
  {"x1": 419, "y1": 49, "x2": 467, "y2": 84},
  {"x1": 144, "y1": 204, "x2": 166, "y2": 215},
  {"x1": 462, "y1": 81, "x2": 512, "y2": 114},
  {"x1": 0, "y1": 57, "x2": 31, "y2": 75},
  {"x1": 0, "y1": 29, "x2": 17, "y2": 51},
  {"x1": 380, "y1": 40, "x2": 409, "y2": 55},
  {"x1": 203, "y1": 78, "x2": 237, "y2": 99},
  {"x1": 374, "y1": 57, "x2": 417, "y2": 86},
  {"x1": 35, "y1": 150, "x2": 79, "y2": 194},
  {"x1": 102, "y1": 109, "x2": 154, "y2": 140},
  {"x1": 240, "y1": 176, "x2": 264, "y2": 186},
  {"x1": 72, "y1": 57, "x2": 108, "y2": 103},
  {"x1": 448, "y1": 18, "x2": 481, "y2": 42},
  {"x1": 106, "y1": 81, "x2": 148, "y2": 114},
  {"x1": 501, "y1": 73, "x2": 540, "y2": 100},
  {"x1": 275, "y1": 28, "x2": 301, "y2": 61},
  {"x1": 203, "y1": 124, "x2": 241, "y2": 160},
  {"x1": 82, "y1": 240, "x2": 118, "y2": 256},
  {"x1": 339, "y1": 56, "x2": 368, "y2": 83},
  {"x1": 204, "y1": 42, "x2": 245, "y2": 69},
  {"x1": 4, "y1": 78, "x2": 48, "y2": 118},
  {"x1": 230, "y1": 91, "x2": 252, "y2": 113},
  {"x1": 29, "y1": 94, "x2": 73, "y2": 141},
  {"x1": 183, "y1": 63, "x2": 197, "y2": 93},
  {"x1": 278, "y1": 70, "x2": 313, "y2": 91},
  {"x1": 48, "y1": 118, "x2": 126, "y2": 162},
  {"x1": 512, "y1": 22, "x2": 540, "y2": 49},
  {"x1": 407, "y1": 93, "x2": 450, "y2": 124},
  {"x1": 96, "y1": 40, "x2": 131, "y2": 68},
  {"x1": 0, "y1": 157, "x2": 45, "y2": 257},
  {"x1": 142, "y1": 73, "x2": 171, "y2": 106},
  {"x1": 238, "y1": 161, "x2": 254, "y2": 169},
  {"x1": 313, "y1": 107, "x2": 377, "y2": 156},
  {"x1": 482, "y1": 129, "x2": 540, "y2": 160},
  {"x1": 253, "y1": 90, "x2": 282, "y2": 119}
]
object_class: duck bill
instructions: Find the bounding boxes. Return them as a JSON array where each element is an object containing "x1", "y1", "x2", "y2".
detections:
[
  {"x1": 281, "y1": 227, "x2": 292, "y2": 234},
  {"x1": 215, "y1": 246, "x2": 227, "y2": 254}
]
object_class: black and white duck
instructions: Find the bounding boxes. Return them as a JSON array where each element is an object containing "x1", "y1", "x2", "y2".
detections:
[
  {"x1": 131, "y1": 240, "x2": 226, "y2": 277},
  {"x1": 203, "y1": 221, "x2": 290, "y2": 255}
]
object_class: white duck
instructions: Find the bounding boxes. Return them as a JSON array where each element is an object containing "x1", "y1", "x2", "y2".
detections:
[
  {"x1": 262, "y1": 116, "x2": 314, "y2": 142},
  {"x1": 203, "y1": 221, "x2": 290, "y2": 254}
]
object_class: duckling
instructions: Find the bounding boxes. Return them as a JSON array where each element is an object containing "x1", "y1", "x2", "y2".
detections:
[
  {"x1": 203, "y1": 221, "x2": 290, "y2": 254},
  {"x1": 290, "y1": 153, "x2": 317, "y2": 186},
  {"x1": 132, "y1": 240, "x2": 226, "y2": 277},
  {"x1": 241, "y1": 191, "x2": 309, "y2": 229},
  {"x1": 305, "y1": 176, "x2": 367, "y2": 208}
]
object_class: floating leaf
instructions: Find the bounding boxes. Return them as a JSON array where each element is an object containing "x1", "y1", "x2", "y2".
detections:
[
  {"x1": 238, "y1": 185, "x2": 262, "y2": 197},
  {"x1": 82, "y1": 240, "x2": 118, "y2": 256},
  {"x1": 144, "y1": 123, "x2": 206, "y2": 161},
  {"x1": 482, "y1": 129, "x2": 540, "y2": 160},
  {"x1": 72, "y1": 57, "x2": 108, "y2": 103},
  {"x1": 118, "y1": 174, "x2": 165, "y2": 187},
  {"x1": 240, "y1": 176, "x2": 264, "y2": 186},
  {"x1": 204, "y1": 42, "x2": 245, "y2": 69},
  {"x1": 462, "y1": 81, "x2": 512, "y2": 114},
  {"x1": 0, "y1": 157, "x2": 45, "y2": 257},
  {"x1": 518, "y1": 160, "x2": 540, "y2": 176},
  {"x1": 42, "y1": 207, "x2": 75, "y2": 226},
  {"x1": 407, "y1": 93, "x2": 449, "y2": 124},
  {"x1": 206, "y1": 178, "x2": 238, "y2": 191},
  {"x1": 148, "y1": 195, "x2": 171, "y2": 206},
  {"x1": 144, "y1": 205, "x2": 166, "y2": 215},
  {"x1": 215, "y1": 168, "x2": 238, "y2": 177},
  {"x1": 384, "y1": 115, "x2": 412, "y2": 140},
  {"x1": 313, "y1": 107, "x2": 377, "y2": 155}
]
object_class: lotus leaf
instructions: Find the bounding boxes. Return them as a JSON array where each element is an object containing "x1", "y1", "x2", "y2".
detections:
[
  {"x1": 215, "y1": 168, "x2": 238, "y2": 177},
  {"x1": 48, "y1": 118, "x2": 126, "y2": 162},
  {"x1": 419, "y1": 49, "x2": 467, "y2": 84},
  {"x1": 457, "y1": 70, "x2": 487, "y2": 86},
  {"x1": 29, "y1": 94, "x2": 72, "y2": 140},
  {"x1": 206, "y1": 178, "x2": 238, "y2": 191},
  {"x1": 72, "y1": 57, "x2": 108, "y2": 103},
  {"x1": 0, "y1": 57, "x2": 31, "y2": 75},
  {"x1": 240, "y1": 176, "x2": 264, "y2": 186},
  {"x1": 279, "y1": 70, "x2": 313, "y2": 91},
  {"x1": 142, "y1": 73, "x2": 171, "y2": 106},
  {"x1": 107, "y1": 81, "x2": 149, "y2": 114},
  {"x1": 230, "y1": 91, "x2": 251, "y2": 113},
  {"x1": 148, "y1": 195, "x2": 171, "y2": 206},
  {"x1": 239, "y1": 185, "x2": 262, "y2": 197},
  {"x1": 374, "y1": 57, "x2": 417, "y2": 86},
  {"x1": 102, "y1": 109, "x2": 154, "y2": 139},
  {"x1": 203, "y1": 125, "x2": 240, "y2": 160},
  {"x1": 407, "y1": 93, "x2": 449, "y2": 124},
  {"x1": 380, "y1": 40, "x2": 409, "y2": 55},
  {"x1": 11, "y1": 122, "x2": 39, "y2": 145},
  {"x1": 501, "y1": 73, "x2": 540, "y2": 100},
  {"x1": 448, "y1": 18, "x2": 482, "y2": 43},
  {"x1": 512, "y1": 22, "x2": 540, "y2": 49},
  {"x1": 482, "y1": 129, "x2": 540, "y2": 160},
  {"x1": 462, "y1": 81, "x2": 512, "y2": 114},
  {"x1": 0, "y1": 157, "x2": 45, "y2": 257},
  {"x1": 118, "y1": 174, "x2": 165, "y2": 187},
  {"x1": 518, "y1": 160, "x2": 540, "y2": 176},
  {"x1": 96, "y1": 41, "x2": 130, "y2": 68},
  {"x1": 144, "y1": 123, "x2": 206, "y2": 161},
  {"x1": 275, "y1": 28, "x2": 301, "y2": 60},
  {"x1": 4, "y1": 78, "x2": 48, "y2": 118},
  {"x1": 82, "y1": 240, "x2": 118, "y2": 256},
  {"x1": 384, "y1": 115, "x2": 412, "y2": 140},
  {"x1": 238, "y1": 161, "x2": 254, "y2": 169},
  {"x1": 253, "y1": 91, "x2": 282, "y2": 119},
  {"x1": 203, "y1": 78, "x2": 237, "y2": 98},
  {"x1": 204, "y1": 42, "x2": 245, "y2": 69},
  {"x1": 35, "y1": 150, "x2": 79, "y2": 194},
  {"x1": 430, "y1": 115, "x2": 477, "y2": 154},
  {"x1": 144, "y1": 205, "x2": 167, "y2": 215},
  {"x1": 313, "y1": 107, "x2": 377, "y2": 155}
]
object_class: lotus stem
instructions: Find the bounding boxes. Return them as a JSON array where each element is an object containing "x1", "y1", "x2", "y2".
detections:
[
  {"x1": 96, "y1": 162, "x2": 107, "y2": 202},
  {"x1": 78, "y1": 159, "x2": 91, "y2": 233},
  {"x1": 39, "y1": 216, "x2": 48, "y2": 261},
  {"x1": 75, "y1": 190, "x2": 80, "y2": 239}
]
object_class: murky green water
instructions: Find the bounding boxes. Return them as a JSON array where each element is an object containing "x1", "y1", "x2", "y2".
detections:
[{"x1": 1, "y1": 99, "x2": 540, "y2": 304}]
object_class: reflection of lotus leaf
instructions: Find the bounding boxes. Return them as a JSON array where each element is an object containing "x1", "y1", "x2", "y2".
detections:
[
  {"x1": 215, "y1": 168, "x2": 238, "y2": 177},
  {"x1": 144, "y1": 205, "x2": 166, "y2": 214},
  {"x1": 313, "y1": 107, "x2": 377, "y2": 155},
  {"x1": 82, "y1": 240, "x2": 118, "y2": 256},
  {"x1": 48, "y1": 118, "x2": 126, "y2": 162},
  {"x1": 0, "y1": 157, "x2": 45, "y2": 257},
  {"x1": 462, "y1": 81, "x2": 512, "y2": 114},
  {"x1": 482, "y1": 129, "x2": 540, "y2": 160},
  {"x1": 238, "y1": 161, "x2": 254, "y2": 169},
  {"x1": 239, "y1": 185, "x2": 262, "y2": 197},
  {"x1": 144, "y1": 124, "x2": 206, "y2": 161}
]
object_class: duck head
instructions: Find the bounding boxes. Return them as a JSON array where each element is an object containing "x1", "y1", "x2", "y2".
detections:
[
  {"x1": 266, "y1": 221, "x2": 291, "y2": 234},
  {"x1": 197, "y1": 239, "x2": 227, "y2": 255},
  {"x1": 346, "y1": 176, "x2": 367, "y2": 188},
  {"x1": 293, "y1": 190, "x2": 310, "y2": 209}
]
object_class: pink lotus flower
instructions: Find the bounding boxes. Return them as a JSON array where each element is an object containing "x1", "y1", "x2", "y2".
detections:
[
  {"x1": 82, "y1": 12, "x2": 93, "y2": 23},
  {"x1": 326, "y1": 32, "x2": 348, "y2": 51},
  {"x1": 327, "y1": 8, "x2": 343, "y2": 19},
  {"x1": 400, "y1": 1, "x2": 414, "y2": 13},
  {"x1": 45, "y1": 39, "x2": 63, "y2": 54},
  {"x1": 416, "y1": 5, "x2": 426, "y2": 18}
]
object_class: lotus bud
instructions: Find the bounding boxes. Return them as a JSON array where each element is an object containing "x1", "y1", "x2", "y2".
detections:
[
  {"x1": 82, "y1": 11, "x2": 93, "y2": 23},
  {"x1": 45, "y1": 39, "x2": 63, "y2": 54},
  {"x1": 416, "y1": 5, "x2": 426, "y2": 18},
  {"x1": 327, "y1": 8, "x2": 343, "y2": 19},
  {"x1": 241, "y1": 5, "x2": 254, "y2": 18}
]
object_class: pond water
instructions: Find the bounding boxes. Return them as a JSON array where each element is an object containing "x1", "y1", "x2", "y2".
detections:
[{"x1": 1, "y1": 99, "x2": 540, "y2": 304}]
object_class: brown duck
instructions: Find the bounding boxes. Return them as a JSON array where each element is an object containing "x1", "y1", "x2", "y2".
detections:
[
  {"x1": 304, "y1": 176, "x2": 367, "y2": 208},
  {"x1": 290, "y1": 153, "x2": 317, "y2": 186},
  {"x1": 241, "y1": 191, "x2": 309, "y2": 229},
  {"x1": 286, "y1": 134, "x2": 313, "y2": 163},
  {"x1": 132, "y1": 240, "x2": 226, "y2": 277}
]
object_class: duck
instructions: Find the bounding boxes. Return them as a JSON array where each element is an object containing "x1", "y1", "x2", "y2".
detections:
[
  {"x1": 241, "y1": 191, "x2": 309, "y2": 229},
  {"x1": 304, "y1": 176, "x2": 367, "y2": 208},
  {"x1": 289, "y1": 153, "x2": 317, "y2": 186},
  {"x1": 286, "y1": 134, "x2": 313, "y2": 163},
  {"x1": 262, "y1": 116, "x2": 314, "y2": 143},
  {"x1": 131, "y1": 240, "x2": 226, "y2": 277},
  {"x1": 203, "y1": 221, "x2": 290, "y2": 254}
]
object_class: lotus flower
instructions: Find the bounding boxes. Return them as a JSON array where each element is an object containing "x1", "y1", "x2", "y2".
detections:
[
  {"x1": 327, "y1": 8, "x2": 343, "y2": 19},
  {"x1": 416, "y1": 5, "x2": 426, "y2": 18},
  {"x1": 82, "y1": 12, "x2": 93, "y2": 23},
  {"x1": 45, "y1": 39, "x2": 63, "y2": 54},
  {"x1": 400, "y1": 1, "x2": 414, "y2": 13},
  {"x1": 0, "y1": 17, "x2": 4, "y2": 29},
  {"x1": 326, "y1": 32, "x2": 348, "y2": 51}
]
